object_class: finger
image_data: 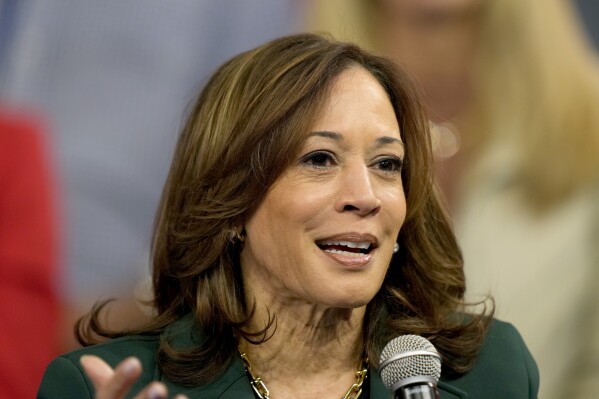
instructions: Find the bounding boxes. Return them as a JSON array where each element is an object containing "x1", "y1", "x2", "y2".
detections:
[
  {"x1": 173, "y1": 395, "x2": 189, "y2": 399},
  {"x1": 132, "y1": 381, "x2": 167, "y2": 399},
  {"x1": 80, "y1": 355, "x2": 115, "y2": 388},
  {"x1": 98, "y1": 356, "x2": 142, "y2": 399}
]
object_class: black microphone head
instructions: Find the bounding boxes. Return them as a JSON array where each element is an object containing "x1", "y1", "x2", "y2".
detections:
[{"x1": 379, "y1": 335, "x2": 442, "y2": 391}]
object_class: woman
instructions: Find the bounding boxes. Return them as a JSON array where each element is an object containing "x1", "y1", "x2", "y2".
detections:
[{"x1": 38, "y1": 33, "x2": 538, "y2": 399}]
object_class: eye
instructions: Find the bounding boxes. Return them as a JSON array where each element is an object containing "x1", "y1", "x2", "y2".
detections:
[
  {"x1": 301, "y1": 151, "x2": 336, "y2": 168},
  {"x1": 374, "y1": 156, "x2": 403, "y2": 173}
]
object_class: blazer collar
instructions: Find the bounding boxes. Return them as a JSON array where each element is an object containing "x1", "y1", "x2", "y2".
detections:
[
  {"x1": 162, "y1": 358, "x2": 468, "y2": 398},
  {"x1": 159, "y1": 316, "x2": 469, "y2": 398}
]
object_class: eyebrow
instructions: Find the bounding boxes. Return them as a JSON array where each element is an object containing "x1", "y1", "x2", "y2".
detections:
[
  {"x1": 309, "y1": 131, "x2": 342, "y2": 140},
  {"x1": 308, "y1": 130, "x2": 404, "y2": 148}
]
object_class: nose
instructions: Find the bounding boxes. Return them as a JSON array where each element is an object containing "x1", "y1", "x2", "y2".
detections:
[{"x1": 335, "y1": 165, "x2": 381, "y2": 216}]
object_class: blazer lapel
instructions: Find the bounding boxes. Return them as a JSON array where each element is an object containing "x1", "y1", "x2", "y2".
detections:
[
  {"x1": 161, "y1": 356, "x2": 254, "y2": 398},
  {"x1": 369, "y1": 370, "x2": 393, "y2": 398},
  {"x1": 438, "y1": 381, "x2": 469, "y2": 399}
]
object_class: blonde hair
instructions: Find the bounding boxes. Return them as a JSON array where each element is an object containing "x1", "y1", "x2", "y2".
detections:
[{"x1": 471, "y1": 0, "x2": 599, "y2": 207}]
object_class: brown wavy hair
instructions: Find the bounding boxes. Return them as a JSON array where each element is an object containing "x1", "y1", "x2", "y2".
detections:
[{"x1": 78, "y1": 33, "x2": 492, "y2": 384}]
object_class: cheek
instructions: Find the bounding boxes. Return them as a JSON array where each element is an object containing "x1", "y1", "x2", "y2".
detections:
[
  {"x1": 245, "y1": 188, "x2": 324, "y2": 254},
  {"x1": 278, "y1": 184, "x2": 335, "y2": 230},
  {"x1": 383, "y1": 188, "x2": 407, "y2": 232}
]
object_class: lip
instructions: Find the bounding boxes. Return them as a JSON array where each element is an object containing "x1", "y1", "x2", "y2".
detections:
[
  {"x1": 316, "y1": 232, "x2": 379, "y2": 246},
  {"x1": 315, "y1": 232, "x2": 378, "y2": 268}
]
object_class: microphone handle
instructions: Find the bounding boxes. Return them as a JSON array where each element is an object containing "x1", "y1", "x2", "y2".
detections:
[{"x1": 394, "y1": 382, "x2": 440, "y2": 399}]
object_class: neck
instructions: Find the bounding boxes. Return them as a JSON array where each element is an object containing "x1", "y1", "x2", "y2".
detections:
[{"x1": 238, "y1": 297, "x2": 367, "y2": 398}]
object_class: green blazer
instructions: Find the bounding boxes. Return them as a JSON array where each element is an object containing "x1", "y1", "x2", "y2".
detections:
[{"x1": 37, "y1": 318, "x2": 539, "y2": 398}]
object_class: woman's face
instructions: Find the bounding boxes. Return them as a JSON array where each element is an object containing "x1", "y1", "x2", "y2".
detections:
[{"x1": 240, "y1": 66, "x2": 406, "y2": 309}]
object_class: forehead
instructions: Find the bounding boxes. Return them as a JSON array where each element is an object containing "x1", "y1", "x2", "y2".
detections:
[
  {"x1": 308, "y1": 66, "x2": 401, "y2": 138},
  {"x1": 329, "y1": 66, "x2": 389, "y2": 99}
]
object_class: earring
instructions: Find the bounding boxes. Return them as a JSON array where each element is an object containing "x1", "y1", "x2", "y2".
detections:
[
  {"x1": 228, "y1": 226, "x2": 246, "y2": 243},
  {"x1": 393, "y1": 242, "x2": 400, "y2": 254}
]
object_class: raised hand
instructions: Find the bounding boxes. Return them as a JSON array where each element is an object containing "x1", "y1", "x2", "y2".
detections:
[{"x1": 80, "y1": 355, "x2": 188, "y2": 399}]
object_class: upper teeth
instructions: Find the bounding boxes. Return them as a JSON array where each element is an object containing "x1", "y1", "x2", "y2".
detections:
[{"x1": 319, "y1": 240, "x2": 371, "y2": 249}]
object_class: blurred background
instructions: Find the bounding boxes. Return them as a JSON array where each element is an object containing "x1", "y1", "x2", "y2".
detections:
[
  {"x1": 0, "y1": 1, "x2": 305, "y2": 396},
  {"x1": 1, "y1": 1, "x2": 597, "y2": 398}
]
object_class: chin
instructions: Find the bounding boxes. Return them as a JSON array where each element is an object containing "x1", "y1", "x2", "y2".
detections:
[{"x1": 325, "y1": 290, "x2": 377, "y2": 309}]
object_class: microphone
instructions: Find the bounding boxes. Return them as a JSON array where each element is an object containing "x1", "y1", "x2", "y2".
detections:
[{"x1": 379, "y1": 335, "x2": 442, "y2": 399}]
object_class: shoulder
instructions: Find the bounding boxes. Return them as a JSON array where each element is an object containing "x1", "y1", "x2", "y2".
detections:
[
  {"x1": 440, "y1": 319, "x2": 539, "y2": 399},
  {"x1": 37, "y1": 334, "x2": 160, "y2": 399},
  {"x1": 66, "y1": 334, "x2": 160, "y2": 369}
]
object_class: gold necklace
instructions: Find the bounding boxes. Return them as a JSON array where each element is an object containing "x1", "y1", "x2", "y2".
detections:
[{"x1": 240, "y1": 352, "x2": 369, "y2": 399}]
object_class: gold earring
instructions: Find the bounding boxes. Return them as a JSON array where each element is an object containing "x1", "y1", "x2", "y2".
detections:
[{"x1": 228, "y1": 226, "x2": 245, "y2": 243}]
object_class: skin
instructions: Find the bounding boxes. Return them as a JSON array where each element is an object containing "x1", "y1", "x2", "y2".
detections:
[
  {"x1": 238, "y1": 66, "x2": 406, "y2": 398},
  {"x1": 80, "y1": 355, "x2": 187, "y2": 399},
  {"x1": 81, "y1": 66, "x2": 406, "y2": 398}
]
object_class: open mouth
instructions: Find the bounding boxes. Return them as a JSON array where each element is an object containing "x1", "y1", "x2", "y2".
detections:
[{"x1": 316, "y1": 240, "x2": 376, "y2": 257}]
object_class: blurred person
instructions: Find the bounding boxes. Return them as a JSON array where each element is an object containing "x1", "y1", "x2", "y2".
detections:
[
  {"x1": 39, "y1": 33, "x2": 538, "y2": 399},
  {"x1": 307, "y1": 0, "x2": 599, "y2": 397},
  {"x1": 0, "y1": 107, "x2": 60, "y2": 397},
  {"x1": 0, "y1": 1, "x2": 303, "y2": 351}
]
